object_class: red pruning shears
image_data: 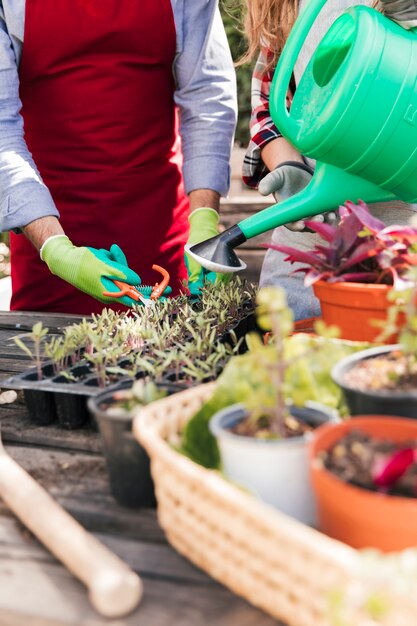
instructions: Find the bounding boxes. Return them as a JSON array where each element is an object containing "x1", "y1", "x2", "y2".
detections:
[{"x1": 102, "y1": 264, "x2": 170, "y2": 306}]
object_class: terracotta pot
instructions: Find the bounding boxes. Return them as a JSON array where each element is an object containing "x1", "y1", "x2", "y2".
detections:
[
  {"x1": 310, "y1": 416, "x2": 417, "y2": 551},
  {"x1": 312, "y1": 280, "x2": 397, "y2": 342}
]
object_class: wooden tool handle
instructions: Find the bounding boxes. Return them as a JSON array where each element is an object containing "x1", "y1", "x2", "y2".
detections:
[{"x1": 0, "y1": 453, "x2": 142, "y2": 617}]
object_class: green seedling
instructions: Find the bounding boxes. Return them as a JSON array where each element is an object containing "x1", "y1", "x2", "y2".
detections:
[{"x1": 13, "y1": 322, "x2": 50, "y2": 381}]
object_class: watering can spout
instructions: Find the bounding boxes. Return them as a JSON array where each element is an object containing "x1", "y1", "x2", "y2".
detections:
[
  {"x1": 187, "y1": 163, "x2": 395, "y2": 273},
  {"x1": 185, "y1": 224, "x2": 247, "y2": 274},
  {"x1": 238, "y1": 163, "x2": 395, "y2": 240}
]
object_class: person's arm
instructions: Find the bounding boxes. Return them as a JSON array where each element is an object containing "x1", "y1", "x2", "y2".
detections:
[
  {"x1": 242, "y1": 49, "x2": 301, "y2": 188},
  {"x1": 0, "y1": 8, "x2": 60, "y2": 234},
  {"x1": 261, "y1": 137, "x2": 303, "y2": 172},
  {"x1": 243, "y1": 52, "x2": 337, "y2": 231},
  {"x1": 0, "y1": 8, "x2": 145, "y2": 305},
  {"x1": 173, "y1": 1, "x2": 237, "y2": 199},
  {"x1": 188, "y1": 189, "x2": 220, "y2": 214},
  {"x1": 23, "y1": 216, "x2": 64, "y2": 250},
  {"x1": 173, "y1": 1, "x2": 235, "y2": 289}
]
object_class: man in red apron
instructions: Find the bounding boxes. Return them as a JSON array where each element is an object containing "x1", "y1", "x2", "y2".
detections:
[{"x1": 0, "y1": 1, "x2": 236, "y2": 314}]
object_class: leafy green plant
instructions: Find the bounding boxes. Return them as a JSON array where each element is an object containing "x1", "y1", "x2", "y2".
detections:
[
  {"x1": 13, "y1": 278, "x2": 257, "y2": 390},
  {"x1": 181, "y1": 286, "x2": 368, "y2": 468}
]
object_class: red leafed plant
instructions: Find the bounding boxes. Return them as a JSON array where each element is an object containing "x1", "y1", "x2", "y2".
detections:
[
  {"x1": 372, "y1": 447, "x2": 417, "y2": 494},
  {"x1": 269, "y1": 200, "x2": 417, "y2": 288}
]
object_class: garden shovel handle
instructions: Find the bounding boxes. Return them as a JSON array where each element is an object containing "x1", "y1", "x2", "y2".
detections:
[{"x1": 0, "y1": 450, "x2": 142, "y2": 618}]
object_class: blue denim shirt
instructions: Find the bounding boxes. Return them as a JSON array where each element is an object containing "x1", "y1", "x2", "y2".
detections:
[{"x1": 0, "y1": 0, "x2": 237, "y2": 232}]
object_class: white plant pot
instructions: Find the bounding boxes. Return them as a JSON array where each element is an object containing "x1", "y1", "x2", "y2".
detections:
[{"x1": 210, "y1": 403, "x2": 336, "y2": 526}]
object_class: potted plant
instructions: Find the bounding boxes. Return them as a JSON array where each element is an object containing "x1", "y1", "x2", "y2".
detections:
[
  {"x1": 88, "y1": 378, "x2": 180, "y2": 508},
  {"x1": 180, "y1": 287, "x2": 369, "y2": 525},
  {"x1": 270, "y1": 200, "x2": 417, "y2": 342},
  {"x1": 332, "y1": 271, "x2": 417, "y2": 418},
  {"x1": 310, "y1": 415, "x2": 417, "y2": 551}
]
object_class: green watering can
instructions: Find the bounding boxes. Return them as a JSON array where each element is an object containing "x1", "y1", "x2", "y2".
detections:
[{"x1": 186, "y1": 0, "x2": 417, "y2": 272}]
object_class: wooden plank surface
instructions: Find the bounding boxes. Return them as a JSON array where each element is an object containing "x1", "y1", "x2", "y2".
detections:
[
  {"x1": 0, "y1": 444, "x2": 281, "y2": 626},
  {"x1": 0, "y1": 314, "x2": 285, "y2": 625},
  {"x1": 0, "y1": 402, "x2": 102, "y2": 454},
  {"x1": 0, "y1": 311, "x2": 86, "y2": 332}
]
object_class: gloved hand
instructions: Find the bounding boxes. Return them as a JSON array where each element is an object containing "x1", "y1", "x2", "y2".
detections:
[
  {"x1": 185, "y1": 207, "x2": 229, "y2": 297},
  {"x1": 258, "y1": 161, "x2": 338, "y2": 232},
  {"x1": 379, "y1": 0, "x2": 417, "y2": 28},
  {"x1": 41, "y1": 234, "x2": 144, "y2": 307}
]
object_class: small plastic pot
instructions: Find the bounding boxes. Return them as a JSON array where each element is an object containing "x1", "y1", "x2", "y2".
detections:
[
  {"x1": 210, "y1": 402, "x2": 337, "y2": 525},
  {"x1": 23, "y1": 388, "x2": 57, "y2": 425},
  {"x1": 332, "y1": 344, "x2": 417, "y2": 418},
  {"x1": 53, "y1": 392, "x2": 90, "y2": 430},
  {"x1": 88, "y1": 381, "x2": 182, "y2": 508}
]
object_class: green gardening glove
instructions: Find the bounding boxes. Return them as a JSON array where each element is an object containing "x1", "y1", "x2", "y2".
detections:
[
  {"x1": 185, "y1": 207, "x2": 229, "y2": 297},
  {"x1": 41, "y1": 235, "x2": 144, "y2": 307}
]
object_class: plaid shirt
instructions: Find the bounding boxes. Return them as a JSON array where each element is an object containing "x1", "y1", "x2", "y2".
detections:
[{"x1": 242, "y1": 48, "x2": 292, "y2": 189}]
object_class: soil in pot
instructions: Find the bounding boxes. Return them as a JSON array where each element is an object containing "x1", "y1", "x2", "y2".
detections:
[
  {"x1": 231, "y1": 410, "x2": 313, "y2": 439},
  {"x1": 319, "y1": 429, "x2": 417, "y2": 498},
  {"x1": 344, "y1": 349, "x2": 417, "y2": 392},
  {"x1": 333, "y1": 345, "x2": 417, "y2": 418}
]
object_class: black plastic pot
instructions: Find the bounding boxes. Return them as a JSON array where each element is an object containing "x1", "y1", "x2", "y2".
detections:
[
  {"x1": 53, "y1": 391, "x2": 90, "y2": 429},
  {"x1": 332, "y1": 344, "x2": 417, "y2": 418},
  {"x1": 23, "y1": 388, "x2": 57, "y2": 425},
  {"x1": 88, "y1": 380, "x2": 183, "y2": 508}
]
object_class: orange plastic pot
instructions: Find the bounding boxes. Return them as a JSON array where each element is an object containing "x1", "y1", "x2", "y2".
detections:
[
  {"x1": 312, "y1": 281, "x2": 396, "y2": 342},
  {"x1": 310, "y1": 416, "x2": 417, "y2": 552}
]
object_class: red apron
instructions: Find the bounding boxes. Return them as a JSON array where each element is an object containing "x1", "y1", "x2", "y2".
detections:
[{"x1": 10, "y1": 0, "x2": 189, "y2": 314}]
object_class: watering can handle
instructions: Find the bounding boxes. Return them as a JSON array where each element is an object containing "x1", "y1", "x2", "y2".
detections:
[{"x1": 270, "y1": 0, "x2": 328, "y2": 138}]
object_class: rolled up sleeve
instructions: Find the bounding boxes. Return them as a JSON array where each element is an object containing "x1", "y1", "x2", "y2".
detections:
[
  {"x1": 0, "y1": 7, "x2": 58, "y2": 233},
  {"x1": 173, "y1": 2, "x2": 237, "y2": 197},
  {"x1": 242, "y1": 50, "x2": 283, "y2": 189}
]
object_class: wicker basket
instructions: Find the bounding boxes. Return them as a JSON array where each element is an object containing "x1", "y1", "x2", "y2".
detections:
[{"x1": 133, "y1": 383, "x2": 415, "y2": 626}]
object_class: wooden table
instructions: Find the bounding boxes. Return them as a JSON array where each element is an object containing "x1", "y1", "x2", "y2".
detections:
[{"x1": 0, "y1": 311, "x2": 282, "y2": 626}]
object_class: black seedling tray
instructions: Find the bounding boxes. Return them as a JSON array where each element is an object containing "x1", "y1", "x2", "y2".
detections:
[
  {"x1": 2, "y1": 359, "x2": 132, "y2": 429},
  {"x1": 3, "y1": 311, "x2": 258, "y2": 430}
]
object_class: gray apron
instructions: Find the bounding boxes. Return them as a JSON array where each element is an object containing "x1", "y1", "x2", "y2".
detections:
[{"x1": 260, "y1": 0, "x2": 417, "y2": 320}]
